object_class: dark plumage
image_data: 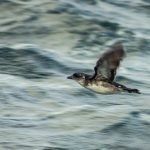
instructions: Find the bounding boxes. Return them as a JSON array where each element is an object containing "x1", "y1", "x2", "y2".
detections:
[
  {"x1": 67, "y1": 42, "x2": 140, "y2": 94},
  {"x1": 92, "y1": 42, "x2": 124, "y2": 81}
]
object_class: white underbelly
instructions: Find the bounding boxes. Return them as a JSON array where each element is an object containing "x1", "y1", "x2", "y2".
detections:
[{"x1": 86, "y1": 83, "x2": 117, "y2": 94}]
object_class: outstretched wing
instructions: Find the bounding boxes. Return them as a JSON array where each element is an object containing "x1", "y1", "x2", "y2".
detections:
[{"x1": 92, "y1": 42, "x2": 125, "y2": 81}]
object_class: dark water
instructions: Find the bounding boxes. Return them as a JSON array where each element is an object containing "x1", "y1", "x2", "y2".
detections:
[{"x1": 0, "y1": 0, "x2": 150, "y2": 150}]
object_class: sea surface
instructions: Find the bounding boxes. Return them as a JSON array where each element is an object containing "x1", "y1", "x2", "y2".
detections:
[{"x1": 0, "y1": 0, "x2": 150, "y2": 150}]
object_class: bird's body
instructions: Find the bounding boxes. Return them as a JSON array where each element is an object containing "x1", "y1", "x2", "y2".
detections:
[
  {"x1": 80, "y1": 79, "x2": 119, "y2": 94},
  {"x1": 67, "y1": 42, "x2": 140, "y2": 94}
]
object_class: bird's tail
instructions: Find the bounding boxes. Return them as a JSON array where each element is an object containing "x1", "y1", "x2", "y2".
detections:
[
  {"x1": 124, "y1": 88, "x2": 141, "y2": 94},
  {"x1": 112, "y1": 82, "x2": 141, "y2": 94}
]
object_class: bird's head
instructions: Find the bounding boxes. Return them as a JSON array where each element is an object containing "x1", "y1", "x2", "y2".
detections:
[{"x1": 67, "y1": 73, "x2": 86, "y2": 84}]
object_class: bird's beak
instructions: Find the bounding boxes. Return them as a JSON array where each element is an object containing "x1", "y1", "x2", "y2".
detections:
[{"x1": 67, "y1": 75, "x2": 73, "y2": 79}]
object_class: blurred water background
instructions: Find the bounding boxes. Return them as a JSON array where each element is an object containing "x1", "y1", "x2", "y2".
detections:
[{"x1": 0, "y1": 0, "x2": 150, "y2": 150}]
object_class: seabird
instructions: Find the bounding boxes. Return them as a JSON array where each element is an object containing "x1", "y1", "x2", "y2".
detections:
[{"x1": 67, "y1": 42, "x2": 140, "y2": 94}]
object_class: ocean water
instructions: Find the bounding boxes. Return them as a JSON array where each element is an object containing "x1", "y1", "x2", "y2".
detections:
[{"x1": 0, "y1": 0, "x2": 150, "y2": 150}]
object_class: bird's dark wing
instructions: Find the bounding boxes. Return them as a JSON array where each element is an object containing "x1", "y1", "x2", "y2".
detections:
[{"x1": 92, "y1": 42, "x2": 125, "y2": 81}]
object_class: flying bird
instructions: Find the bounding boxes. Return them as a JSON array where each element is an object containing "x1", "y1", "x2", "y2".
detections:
[{"x1": 67, "y1": 42, "x2": 140, "y2": 94}]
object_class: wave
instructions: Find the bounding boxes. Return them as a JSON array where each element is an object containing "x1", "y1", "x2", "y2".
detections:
[{"x1": 0, "y1": 45, "x2": 70, "y2": 79}]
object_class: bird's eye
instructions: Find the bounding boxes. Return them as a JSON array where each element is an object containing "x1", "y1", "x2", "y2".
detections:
[
  {"x1": 73, "y1": 73, "x2": 78, "y2": 77},
  {"x1": 74, "y1": 73, "x2": 82, "y2": 78}
]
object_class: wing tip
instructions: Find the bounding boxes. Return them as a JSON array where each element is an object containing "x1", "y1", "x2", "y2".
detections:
[
  {"x1": 111, "y1": 41, "x2": 125, "y2": 57},
  {"x1": 112, "y1": 41, "x2": 124, "y2": 50}
]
